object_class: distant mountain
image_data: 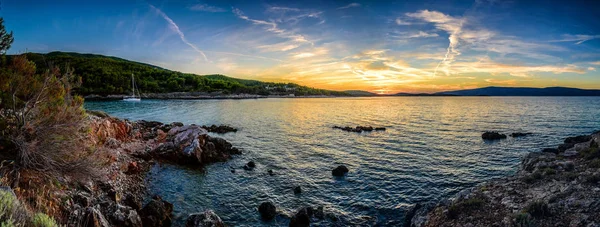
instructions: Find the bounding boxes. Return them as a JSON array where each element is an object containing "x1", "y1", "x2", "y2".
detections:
[
  {"x1": 15, "y1": 52, "x2": 349, "y2": 97},
  {"x1": 344, "y1": 90, "x2": 379, "y2": 96},
  {"x1": 434, "y1": 87, "x2": 600, "y2": 96}
]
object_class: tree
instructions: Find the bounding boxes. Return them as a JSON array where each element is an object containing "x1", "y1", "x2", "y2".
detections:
[{"x1": 0, "y1": 18, "x2": 14, "y2": 54}]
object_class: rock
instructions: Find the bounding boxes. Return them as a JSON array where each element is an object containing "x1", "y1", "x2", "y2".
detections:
[
  {"x1": 314, "y1": 206, "x2": 325, "y2": 219},
  {"x1": 140, "y1": 195, "x2": 173, "y2": 227},
  {"x1": 172, "y1": 122, "x2": 184, "y2": 127},
  {"x1": 293, "y1": 186, "x2": 302, "y2": 194},
  {"x1": 123, "y1": 193, "x2": 143, "y2": 211},
  {"x1": 332, "y1": 165, "x2": 349, "y2": 177},
  {"x1": 127, "y1": 161, "x2": 141, "y2": 174},
  {"x1": 564, "y1": 135, "x2": 591, "y2": 144},
  {"x1": 84, "y1": 206, "x2": 111, "y2": 227},
  {"x1": 105, "y1": 138, "x2": 121, "y2": 149},
  {"x1": 244, "y1": 161, "x2": 256, "y2": 170},
  {"x1": 333, "y1": 125, "x2": 384, "y2": 133},
  {"x1": 73, "y1": 192, "x2": 92, "y2": 207},
  {"x1": 542, "y1": 148, "x2": 559, "y2": 154},
  {"x1": 510, "y1": 132, "x2": 532, "y2": 138},
  {"x1": 258, "y1": 202, "x2": 277, "y2": 220},
  {"x1": 482, "y1": 131, "x2": 507, "y2": 140},
  {"x1": 201, "y1": 125, "x2": 238, "y2": 134},
  {"x1": 109, "y1": 205, "x2": 142, "y2": 227},
  {"x1": 403, "y1": 203, "x2": 422, "y2": 227},
  {"x1": 186, "y1": 210, "x2": 224, "y2": 227},
  {"x1": 268, "y1": 169, "x2": 274, "y2": 176},
  {"x1": 558, "y1": 143, "x2": 575, "y2": 152},
  {"x1": 289, "y1": 207, "x2": 313, "y2": 227}
]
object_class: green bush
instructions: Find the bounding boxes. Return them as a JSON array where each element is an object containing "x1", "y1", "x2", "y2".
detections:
[
  {"x1": 31, "y1": 213, "x2": 57, "y2": 227},
  {"x1": 523, "y1": 171, "x2": 543, "y2": 184},
  {"x1": 514, "y1": 212, "x2": 534, "y2": 227}
]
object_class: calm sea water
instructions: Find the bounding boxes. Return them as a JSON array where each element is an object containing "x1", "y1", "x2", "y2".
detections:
[{"x1": 85, "y1": 97, "x2": 600, "y2": 226}]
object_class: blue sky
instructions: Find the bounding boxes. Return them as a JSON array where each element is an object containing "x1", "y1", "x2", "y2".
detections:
[{"x1": 2, "y1": 0, "x2": 600, "y2": 93}]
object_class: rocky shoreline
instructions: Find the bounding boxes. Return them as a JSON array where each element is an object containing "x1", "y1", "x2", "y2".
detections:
[
  {"x1": 406, "y1": 131, "x2": 600, "y2": 227},
  {"x1": 56, "y1": 111, "x2": 241, "y2": 226}
]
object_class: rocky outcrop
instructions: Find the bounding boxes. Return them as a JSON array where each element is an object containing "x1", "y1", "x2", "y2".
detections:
[
  {"x1": 510, "y1": 132, "x2": 533, "y2": 138},
  {"x1": 56, "y1": 113, "x2": 239, "y2": 227},
  {"x1": 411, "y1": 131, "x2": 600, "y2": 226},
  {"x1": 185, "y1": 210, "x2": 224, "y2": 227},
  {"x1": 332, "y1": 126, "x2": 386, "y2": 133},
  {"x1": 481, "y1": 131, "x2": 507, "y2": 140},
  {"x1": 289, "y1": 207, "x2": 313, "y2": 227},
  {"x1": 201, "y1": 125, "x2": 238, "y2": 134}
]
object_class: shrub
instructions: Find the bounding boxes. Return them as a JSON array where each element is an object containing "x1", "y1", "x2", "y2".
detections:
[
  {"x1": 0, "y1": 54, "x2": 96, "y2": 180},
  {"x1": 32, "y1": 213, "x2": 57, "y2": 227},
  {"x1": 580, "y1": 147, "x2": 600, "y2": 160},
  {"x1": 542, "y1": 167, "x2": 556, "y2": 175},
  {"x1": 524, "y1": 200, "x2": 550, "y2": 218},
  {"x1": 514, "y1": 212, "x2": 534, "y2": 227}
]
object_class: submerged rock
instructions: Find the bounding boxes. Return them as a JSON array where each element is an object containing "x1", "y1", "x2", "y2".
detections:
[
  {"x1": 258, "y1": 202, "x2": 277, "y2": 220},
  {"x1": 564, "y1": 135, "x2": 592, "y2": 144},
  {"x1": 510, "y1": 132, "x2": 533, "y2": 138},
  {"x1": 293, "y1": 186, "x2": 302, "y2": 194},
  {"x1": 268, "y1": 169, "x2": 274, "y2": 176},
  {"x1": 332, "y1": 165, "x2": 349, "y2": 177},
  {"x1": 481, "y1": 131, "x2": 507, "y2": 140},
  {"x1": 244, "y1": 161, "x2": 256, "y2": 170},
  {"x1": 186, "y1": 210, "x2": 224, "y2": 227}
]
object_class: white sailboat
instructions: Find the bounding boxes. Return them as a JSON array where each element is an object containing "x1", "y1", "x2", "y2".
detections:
[{"x1": 123, "y1": 73, "x2": 141, "y2": 101}]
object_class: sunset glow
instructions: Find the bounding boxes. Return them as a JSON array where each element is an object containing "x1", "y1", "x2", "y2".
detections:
[{"x1": 4, "y1": 0, "x2": 600, "y2": 93}]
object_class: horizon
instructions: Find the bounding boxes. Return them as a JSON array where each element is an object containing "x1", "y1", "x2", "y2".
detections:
[{"x1": 3, "y1": 0, "x2": 600, "y2": 94}]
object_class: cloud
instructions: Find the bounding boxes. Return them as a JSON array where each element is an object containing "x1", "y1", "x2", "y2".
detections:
[
  {"x1": 293, "y1": 53, "x2": 316, "y2": 59},
  {"x1": 391, "y1": 31, "x2": 439, "y2": 39},
  {"x1": 552, "y1": 34, "x2": 600, "y2": 45},
  {"x1": 592, "y1": 61, "x2": 600, "y2": 65},
  {"x1": 589, "y1": 67, "x2": 596, "y2": 71},
  {"x1": 267, "y1": 6, "x2": 301, "y2": 12},
  {"x1": 451, "y1": 58, "x2": 585, "y2": 77},
  {"x1": 149, "y1": 4, "x2": 208, "y2": 61},
  {"x1": 232, "y1": 8, "x2": 312, "y2": 45},
  {"x1": 407, "y1": 10, "x2": 464, "y2": 76},
  {"x1": 395, "y1": 18, "x2": 411, "y2": 25},
  {"x1": 189, "y1": 4, "x2": 226, "y2": 12},
  {"x1": 337, "y1": 3, "x2": 361, "y2": 9}
]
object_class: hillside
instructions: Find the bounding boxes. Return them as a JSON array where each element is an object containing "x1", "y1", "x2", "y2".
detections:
[
  {"x1": 344, "y1": 90, "x2": 379, "y2": 96},
  {"x1": 16, "y1": 52, "x2": 349, "y2": 97},
  {"x1": 433, "y1": 86, "x2": 600, "y2": 96}
]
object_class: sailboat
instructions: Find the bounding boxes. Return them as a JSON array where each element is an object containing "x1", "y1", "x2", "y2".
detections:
[{"x1": 123, "y1": 73, "x2": 141, "y2": 101}]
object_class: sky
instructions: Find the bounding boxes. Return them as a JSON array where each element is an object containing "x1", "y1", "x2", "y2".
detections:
[{"x1": 2, "y1": 0, "x2": 600, "y2": 93}]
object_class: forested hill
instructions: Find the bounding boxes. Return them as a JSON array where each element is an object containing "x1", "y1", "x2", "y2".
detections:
[{"x1": 18, "y1": 52, "x2": 349, "y2": 96}]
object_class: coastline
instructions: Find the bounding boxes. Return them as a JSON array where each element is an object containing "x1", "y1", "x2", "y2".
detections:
[
  {"x1": 84, "y1": 93, "x2": 346, "y2": 100},
  {"x1": 406, "y1": 131, "x2": 600, "y2": 227}
]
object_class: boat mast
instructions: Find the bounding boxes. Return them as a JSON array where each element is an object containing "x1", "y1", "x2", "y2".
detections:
[{"x1": 131, "y1": 73, "x2": 135, "y2": 98}]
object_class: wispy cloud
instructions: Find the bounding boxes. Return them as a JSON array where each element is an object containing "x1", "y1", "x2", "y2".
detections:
[
  {"x1": 395, "y1": 18, "x2": 411, "y2": 25},
  {"x1": 149, "y1": 4, "x2": 208, "y2": 61},
  {"x1": 407, "y1": 10, "x2": 464, "y2": 76},
  {"x1": 337, "y1": 3, "x2": 361, "y2": 10},
  {"x1": 232, "y1": 7, "x2": 313, "y2": 45},
  {"x1": 189, "y1": 4, "x2": 226, "y2": 12},
  {"x1": 267, "y1": 6, "x2": 301, "y2": 12},
  {"x1": 390, "y1": 31, "x2": 439, "y2": 39},
  {"x1": 551, "y1": 34, "x2": 600, "y2": 45}
]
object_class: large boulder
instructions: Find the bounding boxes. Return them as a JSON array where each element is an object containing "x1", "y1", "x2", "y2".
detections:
[
  {"x1": 140, "y1": 195, "x2": 173, "y2": 227},
  {"x1": 151, "y1": 125, "x2": 240, "y2": 165},
  {"x1": 564, "y1": 135, "x2": 591, "y2": 144},
  {"x1": 332, "y1": 165, "x2": 349, "y2": 177},
  {"x1": 186, "y1": 210, "x2": 224, "y2": 227},
  {"x1": 482, "y1": 132, "x2": 507, "y2": 140},
  {"x1": 258, "y1": 202, "x2": 277, "y2": 220}
]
